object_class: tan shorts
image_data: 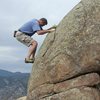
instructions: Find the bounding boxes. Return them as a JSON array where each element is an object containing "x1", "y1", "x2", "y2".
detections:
[{"x1": 15, "y1": 31, "x2": 33, "y2": 47}]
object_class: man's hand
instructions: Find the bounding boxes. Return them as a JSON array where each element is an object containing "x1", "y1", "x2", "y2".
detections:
[
  {"x1": 48, "y1": 25, "x2": 57, "y2": 30},
  {"x1": 48, "y1": 28, "x2": 56, "y2": 33},
  {"x1": 37, "y1": 29, "x2": 55, "y2": 35},
  {"x1": 37, "y1": 25, "x2": 57, "y2": 35},
  {"x1": 52, "y1": 25, "x2": 57, "y2": 29}
]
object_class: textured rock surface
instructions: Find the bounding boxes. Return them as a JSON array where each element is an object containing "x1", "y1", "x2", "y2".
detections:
[
  {"x1": 17, "y1": 96, "x2": 26, "y2": 100},
  {"x1": 27, "y1": 0, "x2": 100, "y2": 100},
  {"x1": 40, "y1": 87, "x2": 100, "y2": 100}
]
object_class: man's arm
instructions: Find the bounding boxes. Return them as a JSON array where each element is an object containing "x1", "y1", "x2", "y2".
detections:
[
  {"x1": 47, "y1": 25, "x2": 57, "y2": 30},
  {"x1": 37, "y1": 25, "x2": 57, "y2": 35},
  {"x1": 37, "y1": 29, "x2": 55, "y2": 35}
]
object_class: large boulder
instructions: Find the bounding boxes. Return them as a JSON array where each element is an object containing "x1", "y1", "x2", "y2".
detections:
[
  {"x1": 27, "y1": 0, "x2": 100, "y2": 99},
  {"x1": 16, "y1": 96, "x2": 26, "y2": 100}
]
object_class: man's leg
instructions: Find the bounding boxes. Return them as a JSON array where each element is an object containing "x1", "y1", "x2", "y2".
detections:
[
  {"x1": 26, "y1": 40, "x2": 38, "y2": 60},
  {"x1": 30, "y1": 44, "x2": 37, "y2": 59},
  {"x1": 15, "y1": 32, "x2": 37, "y2": 63}
]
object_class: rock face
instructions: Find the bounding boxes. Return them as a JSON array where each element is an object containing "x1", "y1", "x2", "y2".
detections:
[
  {"x1": 17, "y1": 96, "x2": 26, "y2": 100},
  {"x1": 27, "y1": 0, "x2": 100, "y2": 100}
]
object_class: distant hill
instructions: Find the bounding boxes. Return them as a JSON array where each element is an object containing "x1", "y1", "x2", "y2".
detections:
[
  {"x1": 0, "y1": 69, "x2": 29, "y2": 77},
  {"x1": 0, "y1": 69, "x2": 13, "y2": 77},
  {"x1": 0, "y1": 69, "x2": 30, "y2": 100}
]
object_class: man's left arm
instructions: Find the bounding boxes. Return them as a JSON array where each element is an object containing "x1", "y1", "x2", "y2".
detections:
[{"x1": 36, "y1": 29, "x2": 55, "y2": 35}]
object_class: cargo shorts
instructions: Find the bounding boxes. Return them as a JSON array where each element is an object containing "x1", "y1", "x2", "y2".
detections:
[{"x1": 15, "y1": 31, "x2": 33, "y2": 47}]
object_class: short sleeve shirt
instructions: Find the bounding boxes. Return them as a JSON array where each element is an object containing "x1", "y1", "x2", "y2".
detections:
[{"x1": 19, "y1": 19, "x2": 41, "y2": 36}]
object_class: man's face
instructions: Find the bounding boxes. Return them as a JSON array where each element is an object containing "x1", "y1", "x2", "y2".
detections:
[{"x1": 39, "y1": 20, "x2": 46, "y2": 27}]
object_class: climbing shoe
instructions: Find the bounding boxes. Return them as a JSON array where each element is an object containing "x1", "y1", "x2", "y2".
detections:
[{"x1": 25, "y1": 58, "x2": 34, "y2": 63}]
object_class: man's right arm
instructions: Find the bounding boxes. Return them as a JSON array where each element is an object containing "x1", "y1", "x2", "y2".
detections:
[{"x1": 37, "y1": 29, "x2": 55, "y2": 35}]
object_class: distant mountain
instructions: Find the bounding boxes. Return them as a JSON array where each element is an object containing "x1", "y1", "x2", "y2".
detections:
[
  {"x1": 0, "y1": 69, "x2": 13, "y2": 77},
  {"x1": 0, "y1": 69, "x2": 29, "y2": 77},
  {"x1": 0, "y1": 69, "x2": 30, "y2": 100}
]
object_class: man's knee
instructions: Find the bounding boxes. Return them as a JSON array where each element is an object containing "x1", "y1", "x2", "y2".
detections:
[{"x1": 31, "y1": 40, "x2": 38, "y2": 46}]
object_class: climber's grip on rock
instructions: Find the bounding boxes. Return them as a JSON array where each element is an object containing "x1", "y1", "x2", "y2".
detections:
[
  {"x1": 36, "y1": 28, "x2": 55, "y2": 35},
  {"x1": 48, "y1": 25, "x2": 57, "y2": 30},
  {"x1": 47, "y1": 25, "x2": 57, "y2": 33},
  {"x1": 35, "y1": 25, "x2": 57, "y2": 35},
  {"x1": 48, "y1": 28, "x2": 56, "y2": 33}
]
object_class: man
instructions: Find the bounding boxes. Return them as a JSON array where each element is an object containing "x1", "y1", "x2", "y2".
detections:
[{"x1": 14, "y1": 18, "x2": 55, "y2": 63}]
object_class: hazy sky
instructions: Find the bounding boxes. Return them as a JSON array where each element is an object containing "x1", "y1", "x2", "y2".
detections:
[{"x1": 0, "y1": 0, "x2": 81, "y2": 72}]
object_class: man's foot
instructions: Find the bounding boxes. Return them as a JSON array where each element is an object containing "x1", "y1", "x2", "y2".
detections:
[
  {"x1": 30, "y1": 57, "x2": 35, "y2": 61},
  {"x1": 25, "y1": 58, "x2": 35, "y2": 63}
]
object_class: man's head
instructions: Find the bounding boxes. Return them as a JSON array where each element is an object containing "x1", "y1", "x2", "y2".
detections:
[{"x1": 38, "y1": 18, "x2": 48, "y2": 26}]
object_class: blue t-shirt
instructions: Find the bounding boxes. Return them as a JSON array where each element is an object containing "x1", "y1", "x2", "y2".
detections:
[{"x1": 19, "y1": 19, "x2": 42, "y2": 36}]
